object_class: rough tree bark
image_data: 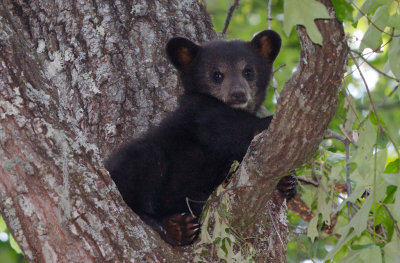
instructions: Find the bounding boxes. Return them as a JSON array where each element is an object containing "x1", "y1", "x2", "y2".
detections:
[{"x1": 0, "y1": 0, "x2": 347, "y2": 262}]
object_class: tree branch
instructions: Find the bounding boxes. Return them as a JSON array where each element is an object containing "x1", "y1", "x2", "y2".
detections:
[{"x1": 221, "y1": 0, "x2": 240, "y2": 36}]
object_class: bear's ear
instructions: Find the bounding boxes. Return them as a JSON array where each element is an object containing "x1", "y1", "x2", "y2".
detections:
[
  {"x1": 250, "y1": 30, "x2": 281, "y2": 62},
  {"x1": 166, "y1": 37, "x2": 201, "y2": 71}
]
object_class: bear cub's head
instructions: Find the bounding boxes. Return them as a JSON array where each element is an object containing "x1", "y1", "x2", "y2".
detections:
[{"x1": 166, "y1": 30, "x2": 281, "y2": 113}]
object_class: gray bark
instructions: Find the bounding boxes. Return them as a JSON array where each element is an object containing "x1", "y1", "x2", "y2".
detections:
[{"x1": 0, "y1": 0, "x2": 347, "y2": 262}]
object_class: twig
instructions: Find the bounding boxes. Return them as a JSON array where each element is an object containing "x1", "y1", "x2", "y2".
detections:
[
  {"x1": 325, "y1": 127, "x2": 357, "y2": 147},
  {"x1": 381, "y1": 126, "x2": 400, "y2": 159},
  {"x1": 273, "y1": 64, "x2": 286, "y2": 74},
  {"x1": 325, "y1": 129, "x2": 349, "y2": 143},
  {"x1": 339, "y1": 125, "x2": 358, "y2": 146},
  {"x1": 348, "y1": 51, "x2": 384, "y2": 136},
  {"x1": 267, "y1": 0, "x2": 272, "y2": 30},
  {"x1": 324, "y1": 129, "x2": 356, "y2": 217},
  {"x1": 351, "y1": 50, "x2": 400, "y2": 82},
  {"x1": 344, "y1": 33, "x2": 394, "y2": 80},
  {"x1": 358, "y1": 102, "x2": 400, "y2": 111},
  {"x1": 345, "y1": 141, "x2": 356, "y2": 218},
  {"x1": 270, "y1": 64, "x2": 285, "y2": 100},
  {"x1": 357, "y1": 86, "x2": 400, "y2": 111},
  {"x1": 297, "y1": 176, "x2": 318, "y2": 187},
  {"x1": 340, "y1": 89, "x2": 361, "y2": 122},
  {"x1": 378, "y1": 85, "x2": 400, "y2": 109},
  {"x1": 221, "y1": 0, "x2": 240, "y2": 36},
  {"x1": 351, "y1": 3, "x2": 400, "y2": 37}
]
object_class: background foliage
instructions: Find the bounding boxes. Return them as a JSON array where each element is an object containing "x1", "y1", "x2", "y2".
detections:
[{"x1": 1, "y1": 0, "x2": 399, "y2": 262}]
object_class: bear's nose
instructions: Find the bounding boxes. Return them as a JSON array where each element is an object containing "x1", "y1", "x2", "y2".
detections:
[{"x1": 230, "y1": 91, "x2": 247, "y2": 103}]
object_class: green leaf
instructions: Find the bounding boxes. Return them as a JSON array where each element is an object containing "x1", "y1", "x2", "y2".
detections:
[
  {"x1": 354, "y1": 0, "x2": 392, "y2": 22},
  {"x1": 360, "y1": 6, "x2": 390, "y2": 51},
  {"x1": 331, "y1": 0, "x2": 354, "y2": 22},
  {"x1": 351, "y1": 243, "x2": 373, "y2": 250},
  {"x1": 220, "y1": 238, "x2": 228, "y2": 256},
  {"x1": 385, "y1": 159, "x2": 400, "y2": 173},
  {"x1": 388, "y1": 35, "x2": 400, "y2": 78},
  {"x1": 361, "y1": 245, "x2": 383, "y2": 263},
  {"x1": 0, "y1": 216, "x2": 6, "y2": 232},
  {"x1": 342, "y1": 245, "x2": 382, "y2": 263},
  {"x1": 382, "y1": 173, "x2": 400, "y2": 186},
  {"x1": 350, "y1": 191, "x2": 375, "y2": 236},
  {"x1": 369, "y1": 112, "x2": 386, "y2": 127},
  {"x1": 350, "y1": 121, "x2": 377, "y2": 187},
  {"x1": 283, "y1": 0, "x2": 330, "y2": 45},
  {"x1": 388, "y1": 14, "x2": 400, "y2": 27},
  {"x1": 375, "y1": 204, "x2": 394, "y2": 240},
  {"x1": 307, "y1": 215, "x2": 319, "y2": 243},
  {"x1": 383, "y1": 234, "x2": 400, "y2": 262},
  {"x1": 317, "y1": 178, "x2": 332, "y2": 225},
  {"x1": 324, "y1": 231, "x2": 357, "y2": 260},
  {"x1": 394, "y1": 192, "x2": 400, "y2": 221},
  {"x1": 9, "y1": 233, "x2": 22, "y2": 254}
]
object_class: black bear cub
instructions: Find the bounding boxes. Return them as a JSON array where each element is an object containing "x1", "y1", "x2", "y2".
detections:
[{"x1": 106, "y1": 30, "x2": 295, "y2": 246}]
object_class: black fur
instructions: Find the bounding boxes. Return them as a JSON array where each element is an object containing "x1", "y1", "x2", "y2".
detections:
[{"x1": 106, "y1": 30, "x2": 290, "y2": 246}]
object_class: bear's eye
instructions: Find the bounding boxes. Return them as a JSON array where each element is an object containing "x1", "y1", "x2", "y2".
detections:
[
  {"x1": 212, "y1": 71, "x2": 224, "y2": 83},
  {"x1": 243, "y1": 67, "x2": 254, "y2": 81}
]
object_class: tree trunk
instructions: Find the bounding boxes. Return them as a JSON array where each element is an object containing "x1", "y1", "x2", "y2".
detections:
[
  {"x1": 0, "y1": 0, "x2": 347, "y2": 262},
  {"x1": 0, "y1": 0, "x2": 214, "y2": 261}
]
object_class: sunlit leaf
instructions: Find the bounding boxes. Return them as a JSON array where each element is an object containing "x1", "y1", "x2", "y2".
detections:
[
  {"x1": 360, "y1": 6, "x2": 390, "y2": 51},
  {"x1": 9, "y1": 234, "x2": 22, "y2": 254},
  {"x1": 351, "y1": 243, "x2": 374, "y2": 250},
  {"x1": 0, "y1": 216, "x2": 6, "y2": 233},
  {"x1": 354, "y1": 0, "x2": 392, "y2": 22},
  {"x1": 283, "y1": 0, "x2": 330, "y2": 45},
  {"x1": 385, "y1": 159, "x2": 400, "y2": 173}
]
